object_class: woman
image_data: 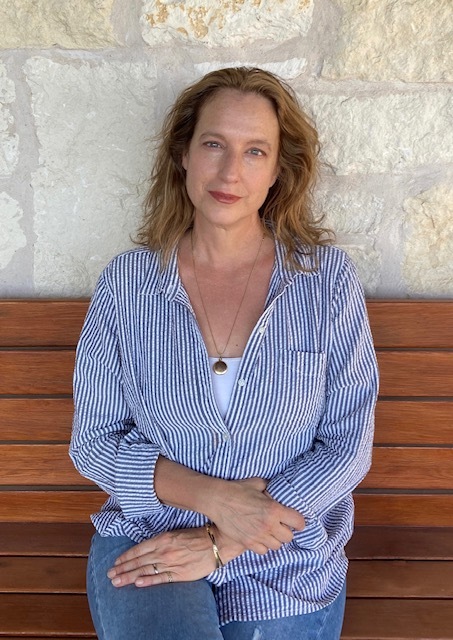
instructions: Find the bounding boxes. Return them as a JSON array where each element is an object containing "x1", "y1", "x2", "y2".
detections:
[{"x1": 70, "y1": 67, "x2": 378, "y2": 639}]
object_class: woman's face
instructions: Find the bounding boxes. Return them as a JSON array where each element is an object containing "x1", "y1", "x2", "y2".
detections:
[{"x1": 182, "y1": 89, "x2": 280, "y2": 232}]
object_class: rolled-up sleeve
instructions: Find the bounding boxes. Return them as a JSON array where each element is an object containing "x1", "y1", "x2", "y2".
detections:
[{"x1": 69, "y1": 270, "x2": 165, "y2": 520}]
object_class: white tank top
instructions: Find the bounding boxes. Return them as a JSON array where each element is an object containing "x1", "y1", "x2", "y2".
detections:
[{"x1": 208, "y1": 357, "x2": 242, "y2": 419}]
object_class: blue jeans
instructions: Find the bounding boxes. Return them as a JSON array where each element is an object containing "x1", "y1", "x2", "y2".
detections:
[{"x1": 87, "y1": 533, "x2": 346, "y2": 640}]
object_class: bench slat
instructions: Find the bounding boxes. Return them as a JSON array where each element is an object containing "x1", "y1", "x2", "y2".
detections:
[
  {"x1": 0, "y1": 398, "x2": 74, "y2": 442},
  {"x1": 367, "y1": 300, "x2": 453, "y2": 349},
  {"x1": 346, "y1": 527, "x2": 453, "y2": 560},
  {"x1": 361, "y1": 447, "x2": 453, "y2": 489},
  {"x1": 342, "y1": 598, "x2": 453, "y2": 639},
  {"x1": 0, "y1": 445, "x2": 93, "y2": 485},
  {"x1": 355, "y1": 494, "x2": 453, "y2": 527},
  {"x1": 0, "y1": 351, "x2": 74, "y2": 395},
  {"x1": 378, "y1": 351, "x2": 453, "y2": 396},
  {"x1": 347, "y1": 560, "x2": 453, "y2": 598},
  {"x1": 0, "y1": 557, "x2": 86, "y2": 593},
  {"x1": 0, "y1": 523, "x2": 93, "y2": 556},
  {"x1": 0, "y1": 594, "x2": 95, "y2": 635},
  {"x1": 374, "y1": 400, "x2": 453, "y2": 445},
  {"x1": 0, "y1": 300, "x2": 87, "y2": 347},
  {"x1": 0, "y1": 491, "x2": 105, "y2": 523}
]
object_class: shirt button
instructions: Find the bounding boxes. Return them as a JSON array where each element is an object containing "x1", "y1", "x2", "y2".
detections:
[
  {"x1": 237, "y1": 378, "x2": 246, "y2": 387},
  {"x1": 223, "y1": 433, "x2": 230, "y2": 441},
  {"x1": 258, "y1": 325, "x2": 266, "y2": 334}
]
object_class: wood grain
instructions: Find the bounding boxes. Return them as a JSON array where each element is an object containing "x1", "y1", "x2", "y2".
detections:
[
  {"x1": 374, "y1": 400, "x2": 453, "y2": 445},
  {"x1": 367, "y1": 300, "x2": 453, "y2": 349},
  {"x1": 346, "y1": 527, "x2": 453, "y2": 560},
  {"x1": 0, "y1": 300, "x2": 88, "y2": 347},
  {"x1": 0, "y1": 491, "x2": 105, "y2": 523},
  {"x1": 361, "y1": 447, "x2": 453, "y2": 489},
  {"x1": 347, "y1": 560, "x2": 453, "y2": 598},
  {"x1": 0, "y1": 398, "x2": 74, "y2": 442},
  {"x1": 0, "y1": 556, "x2": 86, "y2": 593},
  {"x1": 0, "y1": 445, "x2": 93, "y2": 485},
  {"x1": 0, "y1": 351, "x2": 75, "y2": 395},
  {"x1": 355, "y1": 493, "x2": 453, "y2": 527},
  {"x1": 0, "y1": 523, "x2": 93, "y2": 556},
  {"x1": 0, "y1": 594, "x2": 95, "y2": 634},
  {"x1": 377, "y1": 351, "x2": 453, "y2": 397},
  {"x1": 342, "y1": 598, "x2": 453, "y2": 638}
]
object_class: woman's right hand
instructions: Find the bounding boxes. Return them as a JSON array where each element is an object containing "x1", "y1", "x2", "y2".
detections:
[{"x1": 207, "y1": 477, "x2": 305, "y2": 555}]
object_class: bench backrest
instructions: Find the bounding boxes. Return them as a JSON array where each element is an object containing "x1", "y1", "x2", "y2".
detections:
[{"x1": 1, "y1": 299, "x2": 452, "y2": 525}]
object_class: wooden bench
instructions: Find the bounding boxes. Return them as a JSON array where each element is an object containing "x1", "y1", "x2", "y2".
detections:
[{"x1": 1, "y1": 299, "x2": 452, "y2": 638}]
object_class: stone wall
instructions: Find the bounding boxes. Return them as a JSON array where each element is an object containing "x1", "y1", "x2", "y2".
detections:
[{"x1": 0, "y1": 0, "x2": 452, "y2": 297}]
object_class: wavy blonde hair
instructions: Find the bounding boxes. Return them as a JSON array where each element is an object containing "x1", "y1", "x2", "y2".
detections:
[{"x1": 136, "y1": 67, "x2": 331, "y2": 267}]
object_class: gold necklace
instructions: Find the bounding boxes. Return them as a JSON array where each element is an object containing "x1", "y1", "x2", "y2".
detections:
[{"x1": 191, "y1": 231, "x2": 265, "y2": 375}]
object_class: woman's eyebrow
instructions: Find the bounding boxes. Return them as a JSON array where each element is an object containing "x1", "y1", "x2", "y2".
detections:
[{"x1": 199, "y1": 131, "x2": 274, "y2": 149}]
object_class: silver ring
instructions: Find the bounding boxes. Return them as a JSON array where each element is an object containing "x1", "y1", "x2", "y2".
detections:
[
  {"x1": 153, "y1": 564, "x2": 159, "y2": 575},
  {"x1": 166, "y1": 571, "x2": 173, "y2": 583}
]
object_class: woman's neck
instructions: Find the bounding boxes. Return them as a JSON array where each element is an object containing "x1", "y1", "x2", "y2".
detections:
[{"x1": 190, "y1": 220, "x2": 269, "y2": 269}]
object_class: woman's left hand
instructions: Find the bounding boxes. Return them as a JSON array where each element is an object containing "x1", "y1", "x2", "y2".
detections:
[{"x1": 107, "y1": 527, "x2": 238, "y2": 588}]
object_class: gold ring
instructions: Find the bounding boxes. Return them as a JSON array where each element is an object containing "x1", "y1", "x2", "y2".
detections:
[
  {"x1": 166, "y1": 571, "x2": 173, "y2": 583},
  {"x1": 153, "y1": 564, "x2": 159, "y2": 575}
]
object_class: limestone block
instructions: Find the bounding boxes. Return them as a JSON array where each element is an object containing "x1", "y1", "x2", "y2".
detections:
[
  {"x1": 316, "y1": 187, "x2": 384, "y2": 235},
  {"x1": 323, "y1": 0, "x2": 453, "y2": 82},
  {"x1": 0, "y1": 63, "x2": 18, "y2": 176},
  {"x1": 0, "y1": 0, "x2": 116, "y2": 49},
  {"x1": 141, "y1": 0, "x2": 314, "y2": 47},
  {"x1": 0, "y1": 193, "x2": 27, "y2": 270},
  {"x1": 313, "y1": 187, "x2": 383, "y2": 294},
  {"x1": 194, "y1": 58, "x2": 308, "y2": 80},
  {"x1": 300, "y1": 90, "x2": 453, "y2": 175},
  {"x1": 403, "y1": 185, "x2": 453, "y2": 296},
  {"x1": 25, "y1": 57, "x2": 157, "y2": 296},
  {"x1": 339, "y1": 244, "x2": 381, "y2": 296}
]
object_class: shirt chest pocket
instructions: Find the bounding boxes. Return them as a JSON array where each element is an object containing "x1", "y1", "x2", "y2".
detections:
[{"x1": 270, "y1": 350, "x2": 327, "y2": 434}]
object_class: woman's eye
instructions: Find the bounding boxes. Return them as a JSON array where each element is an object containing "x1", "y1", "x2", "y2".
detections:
[
  {"x1": 248, "y1": 148, "x2": 265, "y2": 156},
  {"x1": 204, "y1": 141, "x2": 222, "y2": 149}
]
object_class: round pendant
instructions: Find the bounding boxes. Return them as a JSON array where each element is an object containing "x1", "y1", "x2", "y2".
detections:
[{"x1": 213, "y1": 359, "x2": 228, "y2": 375}]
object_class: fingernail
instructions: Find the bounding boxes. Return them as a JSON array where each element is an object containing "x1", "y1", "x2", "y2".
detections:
[
  {"x1": 107, "y1": 569, "x2": 116, "y2": 578},
  {"x1": 111, "y1": 577, "x2": 121, "y2": 586},
  {"x1": 136, "y1": 578, "x2": 144, "y2": 586}
]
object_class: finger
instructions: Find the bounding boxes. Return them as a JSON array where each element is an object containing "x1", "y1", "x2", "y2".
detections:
[
  {"x1": 247, "y1": 541, "x2": 271, "y2": 555},
  {"x1": 273, "y1": 522, "x2": 294, "y2": 544},
  {"x1": 280, "y1": 508, "x2": 305, "y2": 531},
  {"x1": 111, "y1": 559, "x2": 174, "y2": 586},
  {"x1": 135, "y1": 570, "x2": 175, "y2": 588},
  {"x1": 114, "y1": 542, "x2": 156, "y2": 566},
  {"x1": 108, "y1": 556, "x2": 150, "y2": 578}
]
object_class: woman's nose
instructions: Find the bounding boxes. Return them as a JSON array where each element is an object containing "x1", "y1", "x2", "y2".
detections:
[{"x1": 218, "y1": 150, "x2": 241, "y2": 182}]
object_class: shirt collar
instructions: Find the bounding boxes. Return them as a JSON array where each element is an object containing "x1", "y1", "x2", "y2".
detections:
[{"x1": 139, "y1": 237, "x2": 319, "y2": 301}]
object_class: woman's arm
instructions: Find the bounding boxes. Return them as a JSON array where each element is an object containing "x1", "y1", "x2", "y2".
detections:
[
  {"x1": 265, "y1": 257, "x2": 378, "y2": 548},
  {"x1": 154, "y1": 457, "x2": 304, "y2": 555}
]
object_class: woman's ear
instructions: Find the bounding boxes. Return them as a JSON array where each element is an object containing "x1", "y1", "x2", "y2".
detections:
[{"x1": 270, "y1": 165, "x2": 280, "y2": 188}]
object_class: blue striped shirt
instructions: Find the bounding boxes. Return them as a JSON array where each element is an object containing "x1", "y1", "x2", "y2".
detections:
[{"x1": 70, "y1": 239, "x2": 378, "y2": 624}]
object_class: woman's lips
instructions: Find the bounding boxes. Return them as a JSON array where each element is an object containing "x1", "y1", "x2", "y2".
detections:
[{"x1": 208, "y1": 191, "x2": 242, "y2": 204}]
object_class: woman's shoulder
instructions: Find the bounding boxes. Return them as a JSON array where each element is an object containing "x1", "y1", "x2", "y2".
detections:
[
  {"x1": 292, "y1": 242, "x2": 354, "y2": 276},
  {"x1": 104, "y1": 246, "x2": 159, "y2": 273},
  {"x1": 99, "y1": 246, "x2": 161, "y2": 292}
]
